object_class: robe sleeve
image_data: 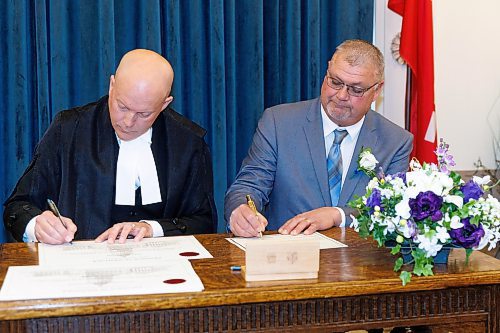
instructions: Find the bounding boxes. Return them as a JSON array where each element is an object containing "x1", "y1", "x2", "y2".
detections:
[
  {"x1": 156, "y1": 140, "x2": 217, "y2": 235},
  {"x1": 3, "y1": 114, "x2": 64, "y2": 241}
]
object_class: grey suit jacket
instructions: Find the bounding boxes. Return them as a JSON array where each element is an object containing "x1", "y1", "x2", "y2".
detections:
[{"x1": 224, "y1": 97, "x2": 413, "y2": 230}]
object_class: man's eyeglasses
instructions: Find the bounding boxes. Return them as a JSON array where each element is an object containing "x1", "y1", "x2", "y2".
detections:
[{"x1": 325, "y1": 75, "x2": 379, "y2": 97}]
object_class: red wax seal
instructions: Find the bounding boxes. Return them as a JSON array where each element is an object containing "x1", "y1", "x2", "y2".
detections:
[
  {"x1": 163, "y1": 279, "x2": 186, "y2": 284},
  {"x1": 179, "y1": 251, "x2": 199, "y2": 257}
]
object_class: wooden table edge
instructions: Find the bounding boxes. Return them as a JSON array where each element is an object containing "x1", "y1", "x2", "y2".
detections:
[{"x1": 0, "y1": 270, "x2": 499, "y2": 321}]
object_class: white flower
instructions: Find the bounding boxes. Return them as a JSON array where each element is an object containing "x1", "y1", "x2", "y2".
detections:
[
  {"x1": 450, "y1": 215, "x2": 464, "y2": 229},
  {"x1": 350, "y1": 216, "x2": 360, "y2": 231},
  {"x1": 367, "y1": 177, "x2": 379, "y2": 190},
  {"x1": 395, "y1": 198, "x2": 411, "y2": 219},
  {"x1": 380, "y1": 188, "x2": 393, "y2": 199},
  {"x1": 409, "y1": 159, "x2": 422, "y2": 170},
  {"x1": 416, "y1": 234, "x2": 443, "y2": 257},
  {"x1": 435, "y1": 226, "x2": 450, "y2": 243},
  {"x1": 406, "y1": 167, "x2": 455, "y2": 197},
  {"x1": 473, "y1": 175, "x2": 491, "y2": 186},
  {"x1": 385, "y1": 217, "x2": 397, "y2": 234},
  {"x1": 406, "y1": 170, "x2": 440, "y2": 196},
  {"x1": 444, "y1": 195, "x2": 463, "y2": 208},
  {"x1": 359, "y1": 150, "x2": 378, "y2": 171},
  {"x1": 396, "y1": 219, "x2": 415, "y2": 238},
  {"x1": 488, "y1": 229, "x2": 500, "y2": 251},
  {"x1": 436, "y1": 172, "x2": 454, "y2": 194},
  {"x1": 389, "y1": 177, "x2": 406, "y2": 196},
  {"x1": 429, "y1": 163, "x2": 439, "y2": 172},
  {"x1": 405, "y1": 170, "x2": 423, "y2": 188}
]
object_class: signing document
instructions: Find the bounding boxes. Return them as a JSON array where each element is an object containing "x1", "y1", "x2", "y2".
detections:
[
  {"x1": 0, "y1": 236, "x2": 211, "y2": 300},
  {"x1": 226, "y1": 232, "x2": 347, "y2": 251},
  {"x1": 38, "y1": 235, "x2": 212, "y2": 266},
  {"x1": 0, "y1": 260, "x2": 204, "y2": 301}
]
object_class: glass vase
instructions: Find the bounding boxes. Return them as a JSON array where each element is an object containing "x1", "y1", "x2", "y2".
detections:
[{"x1": 385, "y1": 240, "x2": 457, "y2": 264}]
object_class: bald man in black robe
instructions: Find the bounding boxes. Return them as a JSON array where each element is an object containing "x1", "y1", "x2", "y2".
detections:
[{"x1": 4, "y1": 49, "x2": 217, "y2": 244}]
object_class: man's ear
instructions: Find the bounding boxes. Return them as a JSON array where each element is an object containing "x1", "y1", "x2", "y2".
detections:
[
  {"x1": 162, "y1": 96, "x2": 174, "y2": 110},
  {"x1": 372, "y1": 80, "x2": 384, "y2": 101}
]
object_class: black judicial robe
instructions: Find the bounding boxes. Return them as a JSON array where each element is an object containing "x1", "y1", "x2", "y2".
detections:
[{"x1": 4, "y1": 96, "x2": 217, "y2": 241}]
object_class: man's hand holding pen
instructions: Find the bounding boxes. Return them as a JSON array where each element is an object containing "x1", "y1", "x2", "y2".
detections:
[
  {"x1": 229, "y1": 199, "x2": 268, "y2": 238},
  {"x1": 35, "y1": 210, "x2": 77, "y2": 245}
]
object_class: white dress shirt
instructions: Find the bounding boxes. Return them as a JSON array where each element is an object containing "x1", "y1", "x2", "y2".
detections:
[
  {"x1": 115, "y1": 128, "x2": 162, "y2": 205},
  {"x1": 320, "y1": 105, "x2": 365, "y2": 227}
]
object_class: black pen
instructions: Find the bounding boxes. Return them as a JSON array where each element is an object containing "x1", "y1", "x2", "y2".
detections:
[{"x1": 47, "y1": 199, "x2": 72, "y2": 243}]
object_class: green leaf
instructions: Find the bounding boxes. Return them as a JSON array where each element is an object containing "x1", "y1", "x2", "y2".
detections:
[
  {"x1": 390, "y1": 244, "x2": 401, "y2": 255},
  {"x1": 412, "y1": 250, "x2": 427, "y2": 276},
  {"x1": 459, "y1": 208, "x2": 470, "y2": 218},
  {"x1": 358, "y1": 223, "x2": 370, "y2": 238},
  {"x1": 347, "y1": 196, "x2": 362, "y2": 208},
  {"x1": 413, "y1": 261, "x2": 424, "y2": 276},
  {"x1": 425, "y1": 229, "x2": 436, "y2": 239},
  {"x1": 422, "y1": 263, "x2": 434, "y2": 276},
  {"x1": 449, "y1": 171, "x2": 462, "y2": 183},
  {"x1": 469, "y1": 216, "x2": 480, "y2": 226},
  {"x1": 372, "y1": 227, "x2": 387, "y2": 247},
  {"x1": 400, "y1": 271, "x2": 412, "y2": 286},
  {"x1": 394, "y1": 257, "x2": 403, "y2": 272}
]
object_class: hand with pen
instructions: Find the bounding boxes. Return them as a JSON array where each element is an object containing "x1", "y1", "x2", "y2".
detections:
[
  {"x1": 34, "y1": 199, "x2": 77, "y2": 244},
  {"x1": 228, "y1": 195, "x2": 268, "y2": 238}
]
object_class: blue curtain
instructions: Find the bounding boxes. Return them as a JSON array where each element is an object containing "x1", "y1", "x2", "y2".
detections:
[{"x1": 0, "y1": 0, "x2": 373, "y2": 242}]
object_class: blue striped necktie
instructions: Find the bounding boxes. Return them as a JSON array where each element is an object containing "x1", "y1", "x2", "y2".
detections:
[{"x1": 327, "y1": 129, "x2": 348, "y2": 206}]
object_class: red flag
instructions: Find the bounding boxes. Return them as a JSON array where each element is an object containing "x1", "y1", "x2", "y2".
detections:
[{"x1": 388, "y1": 0, "x2": 437, "y2": 163}]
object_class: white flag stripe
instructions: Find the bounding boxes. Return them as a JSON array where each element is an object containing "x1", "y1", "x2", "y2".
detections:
[{"x1": 424, "y1": 111, "x2": 437, "y2": 143}]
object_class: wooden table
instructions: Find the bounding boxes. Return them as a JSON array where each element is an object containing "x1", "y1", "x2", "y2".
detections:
[{"x1": 0, "y1": 228, "x2": 499, "y2": 332}]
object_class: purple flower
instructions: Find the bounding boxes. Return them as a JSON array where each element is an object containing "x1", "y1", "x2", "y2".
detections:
[
  {"x1": 444, "y1": 154, "x2": 456, "y2": 166},
  {"x1": 435, "y1": 146, "x2": 454, "y2": 163},
  {"x1": 460, "y1": 180, "x2": 484, "y2": 203},
  {"x1": 367, "y1": 188, "x2": 382, "y2": 213},
  {"x1": 449, "y1": 218, "x2": 485, "y2": 248},
  {"x1": 435, "y1": 139, "x2": 456, "y2": 175},
  {"x1": 393, "y1": 172, "x2": 407, "y2": 183},
  {"x1": 409, "y1": 191, "x2": 443, "y2": 221},
  {"x1": 406, "y1": 220, "x2": 418, "y2": 239},
  {"x1": 439, "y1": 165, "x2": 449, "y2": 174}
]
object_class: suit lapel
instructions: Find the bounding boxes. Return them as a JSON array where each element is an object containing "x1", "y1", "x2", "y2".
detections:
[
  {"x1": 303, "y1": 98, "x2": 330, "y2": 206},
  {"x1": 339, "y1": 111, "x2": 377, "y2": 205}
]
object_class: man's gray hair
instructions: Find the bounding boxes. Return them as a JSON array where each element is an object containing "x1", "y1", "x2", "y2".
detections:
[{"x1": 333, "y1": 39, "x2": 384, "y2": 80}]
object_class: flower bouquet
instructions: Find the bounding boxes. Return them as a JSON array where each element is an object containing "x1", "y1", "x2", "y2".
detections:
[{"x1": 349, "y1": 140, "x2": 500, "y2": 285}]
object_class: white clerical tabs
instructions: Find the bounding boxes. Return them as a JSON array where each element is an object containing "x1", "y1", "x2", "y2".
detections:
[{"x1": 243, "y1": 239, "x2": 320, "y2": 281}]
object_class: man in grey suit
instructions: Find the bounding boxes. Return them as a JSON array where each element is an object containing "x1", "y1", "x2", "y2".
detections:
[{"x1": 225, "y1": 39, "x2": 413, "y2": 237}]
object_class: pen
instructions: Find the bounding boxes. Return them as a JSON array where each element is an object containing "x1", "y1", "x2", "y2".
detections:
[
  {"x1": 246, "y1": 194, "x2": 262, "y2": 238},
  {"x1": 47, "y1": 198, "x2": 68, "y2": 229}
]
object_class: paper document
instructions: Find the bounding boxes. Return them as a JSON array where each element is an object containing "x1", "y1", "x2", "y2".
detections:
[
  {"x1": 226, "y1": 232, "x2": 347, "y2": 251},
  {"x1": 38, "y1": 235, "x2": 212, "y2": 266},
  {"x1": 0, "y1": 260, "x2": 203, "y2": 301}
]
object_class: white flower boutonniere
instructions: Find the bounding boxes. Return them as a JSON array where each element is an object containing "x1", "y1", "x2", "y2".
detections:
[{"x1": 358, "y1": 147, "x2": 378, "y2": 178}]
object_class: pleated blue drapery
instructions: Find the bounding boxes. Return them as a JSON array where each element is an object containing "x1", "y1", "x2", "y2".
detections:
[{"x1": 0, "y1": 0, "x2": 373, "y2": 242}]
